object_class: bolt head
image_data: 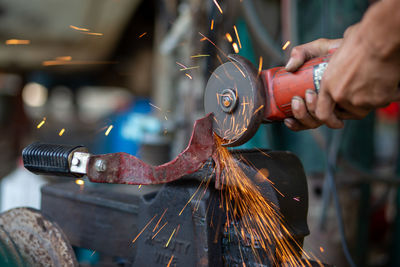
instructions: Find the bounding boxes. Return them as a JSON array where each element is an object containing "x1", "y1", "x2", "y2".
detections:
[
  {"x1": 95, "y1": 159, "x2": 107, "y2": 172},
  {"x1": 219, "y1": 89, "x2": 237, "y2": 113},
  {"x1": 71, "y1": 157, "x2": 80, "y2": 166},
  {"x1": 222, "y1": 96, "x2": 232, "y2": 107}
]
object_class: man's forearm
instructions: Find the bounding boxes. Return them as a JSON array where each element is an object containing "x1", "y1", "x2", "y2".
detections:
[{"x1": 360, "y1": 0, "x2": 400, "y2": 60}]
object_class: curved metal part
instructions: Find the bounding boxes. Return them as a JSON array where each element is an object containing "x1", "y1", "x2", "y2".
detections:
[
  {"x1": 0, "y1": 225, "x2": 26, "y2": 267},
  {"x1": 0, "y1": 208, "x2": 78, "y2": 267},
  {"x1": 204, "y1": 54, "x2": 265, "y2": 147},
  {"x1": 87, "y1": 113, "x2": 216, "y2": 185}
]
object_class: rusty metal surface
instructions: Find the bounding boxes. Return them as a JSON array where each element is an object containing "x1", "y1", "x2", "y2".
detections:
[
  {"x1": 0, "y1": 225, "x2": 26, "y2": 267},
  {"x1": 87, "y1": 113, "x2": 217, "y2": 186},
  {"x1": 0, "y1": 208, "x2": 77, "y2": 267}
]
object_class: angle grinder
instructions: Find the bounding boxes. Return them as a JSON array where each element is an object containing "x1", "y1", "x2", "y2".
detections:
[{"x1": 204, "y1": 52, "x2": 333, "y2": 146}]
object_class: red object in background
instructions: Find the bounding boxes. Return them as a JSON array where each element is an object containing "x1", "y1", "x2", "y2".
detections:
[
  {"x1": 377, "y1": 102, "x2": 400, "y2": 120},
  {"x1": 369, "y1": 202, "x2": 390, "y2": 243}
]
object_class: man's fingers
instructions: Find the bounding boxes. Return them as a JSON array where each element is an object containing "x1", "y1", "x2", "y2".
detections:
[
  {"x1": 316, "y1": 90, "x2": 344, "y2": 129},
  {"x1": 291, "y1": 96, "x2": 321, "y2": 128},
  {"x1": 284, "y1": 95, "x2": 321, "y2": 131},
  {"x1": 285, "y1": 42, "x2": 321, "y2": 72},
  {"x1": 343, "y1": 24, "x2": 359, "y2": 39},
  {"x1": 284, "y1": 118, "x2": 308, "y2": 131},
  {"x1": 285, "y1": 47, "x2": 306, "y2": 72},
  {"x1": 305, "y1": 89, "x2": 317, "y2": 113},
  {"x1": 285, "y1": 38, "x2": 342, "y2": 72},
  {"x1": 327, "y1": 38, "x2": 343, "y2": 50},
  {"x1": 284, "y1": 118, "x2": 300, "y2": 131},
  {"x1": 285, "y1": 39, "x2": 325, "y2": 72}
]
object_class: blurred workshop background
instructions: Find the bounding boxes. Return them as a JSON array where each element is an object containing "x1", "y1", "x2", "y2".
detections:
[{"x1": 0, "y1": 0, "x2": 399, "y2": 266}]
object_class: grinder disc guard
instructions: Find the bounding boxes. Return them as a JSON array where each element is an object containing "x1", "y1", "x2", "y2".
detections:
[{"x1": 204, "y1": 55, "x2": 265, "y2": 146}]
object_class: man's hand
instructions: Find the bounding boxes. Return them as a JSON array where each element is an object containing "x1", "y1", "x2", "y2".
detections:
[
  {"x1": 284, "y1": 0, "x2": 400, "y2": 131},
  {"x1": 283, "y1": 38, "x2": 342, "y2": 131},
  {"x1": 315, "y1": 25, "x2": 400, "y2": 128}
]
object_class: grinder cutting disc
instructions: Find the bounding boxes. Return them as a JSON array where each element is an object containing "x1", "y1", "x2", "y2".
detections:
[{"x1": 204, "y1": 55, "x2": 265, "y2": 146}]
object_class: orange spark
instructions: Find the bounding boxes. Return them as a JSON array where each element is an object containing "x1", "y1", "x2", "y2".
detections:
[
  {"x1": 132, "y1": 214, "x2": 158, "y2": 244},
  {"x1": 55, "y1": 56, "x2": 72, "y2": 61},
  {"x1": 191, "y1": 54, "x2": 210, "y2": 58},
  {"x1": 258, "y1": 56, "x2": 263, "y2": 76},
  {"x1": 69, "y1": 25, "x2": 90, "y2": 32},
  {"x1": 153, "y1": 208, "x2": 168, "y2": 232},
  {"x1": 216, "y1": 54, "x2": 224, "y2": 65},
  {"x1": 255, "y1": 148, "x2": 271, "y2": 158},
  {"x1": 5, "y1": 39, "x2": 30, "y2": 45},
  {"x1": 199, "y1": 32, "x2": 225, "y2": 56},
  {"x1": 179, "y1": 66, "x2": 200, "y2": 71},
  {"x1": 255, "y1": 168, "x2": 271, "y2": 183},
  {"x1": 213, "y1": 0, "x2": 223, "y2": 14},
  {"x1": 105, "y1": 125, "x2": 113, "y2": 136},
  {"x1": 75, "y1": 179, "x2": 84, "y2": 185},
  {"x1": 233, "y1": 25, "x2": 242, "y2": 48},
  {"x1": 96, "y1": 125, "x2": 109, "y2": 134},
  {"x1": 253, "y1": 104, "x2": 264, "y2": 116},
  {"x1": 59, "y1": 128, "x2": 65, "y2": 136},
  {"x1": 179, "y1": 180, "x2": 204, "y2": 216},
  {"x1": 139, "y1": 32, "x2": 147, "y2": 38},
  {"x1": 293, "y1": 197, "x2": 300, "y2": 202},
  {"x1": 82, "y1": 32, "x2": 103, "y2": 36},
  {"x1": 152, "y1": 222, "x2": 168, "y2": 239},
  {"x1": 166, "y1": 255, "x2": 174, "y2": 267},
  {"x1": 185, "y1": 73, "x2": 193, "y2": 79},
  {"x1": 211, "y1": 19, "x2": 214, "y2": 30},
  {"x1": 216, "y1": 93, "x2": 221, "y2": 106},
  {"x1": 214, "y1": 137, "x2": 320, "y2": 265},
  {"x1": 175, "y1": 224, "x2": 181, "y2": 235},
  {"x1": 138, "y1": 185, "x2": 142, "y2": 189},
  {"x1": 282, "y1": 41, "x2": 291, "y2": 50},
  {"x1": 37, "y1": 118, "x2": 46, "y2": 129},
  {"x1": 232, "y1": 43, "x2": 239, "y2": 53},
  {"x1": 319, "y1": 246, "x2": 324, "y2": 253},
  {"x1": 199, "y1": 32, "x2": 245, "y2": 78},
  {"x1": 42, "y1": 60, "x2": 116, "y2": 66},
  {"x1": 225, "y1": 33, "x2": 233, "y2": 43},
  {"x1": 176, "y1": 61, "x2": 187, "y2": 68},
  {"x1": 165, "y1": 228, "x2": 176, "y2": 247}
]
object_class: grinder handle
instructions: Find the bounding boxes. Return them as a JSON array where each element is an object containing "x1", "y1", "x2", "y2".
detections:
[
  {"x1": 262, "y1": 49, "x2": 335, "y2": 121},
  {"x1": 22, "y1": 142, "x2": 88, "y2": 177}
]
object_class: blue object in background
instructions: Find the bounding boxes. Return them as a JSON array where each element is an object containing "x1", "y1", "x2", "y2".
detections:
[
  {"x1": 74, "y1": 247, "x2": 99, "y2": 266},
  {"x1": 93, "y1": 98, "x2": 161, "y2": 157}
]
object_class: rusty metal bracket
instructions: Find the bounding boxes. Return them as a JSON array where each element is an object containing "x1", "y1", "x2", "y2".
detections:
[{"x1": 86, "y1": 113, "x2": 219, "y2": 186}]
